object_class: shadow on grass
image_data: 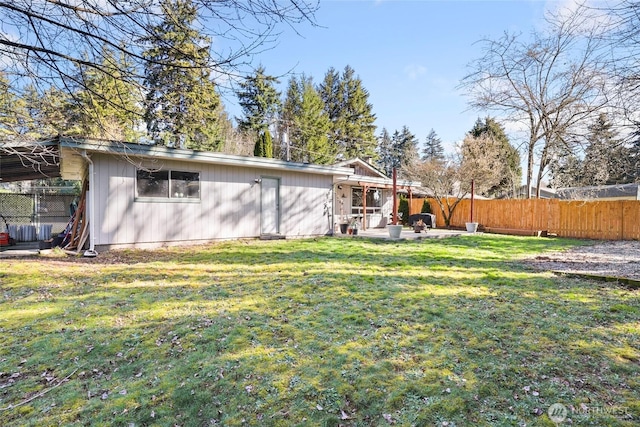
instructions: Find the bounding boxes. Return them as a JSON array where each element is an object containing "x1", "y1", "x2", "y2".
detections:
[{"x1": 0, "y1": 235, "x2": 637, "y2": 426}]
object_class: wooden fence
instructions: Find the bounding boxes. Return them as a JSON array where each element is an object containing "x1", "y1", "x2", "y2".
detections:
[{"x1": 410, "y1": 198, "x2": 640, "y2": 240}]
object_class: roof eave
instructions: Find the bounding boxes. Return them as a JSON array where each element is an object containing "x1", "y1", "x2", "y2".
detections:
[
  {"x1": 340, "y1": 175, "x2": 421, "y2": 188},
  {"x1": 59, "y1": 138, "x2": 354, "y2": 177}
]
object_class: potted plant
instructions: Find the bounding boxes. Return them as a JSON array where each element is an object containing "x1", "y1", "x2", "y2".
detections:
[
  {"x1": 339, "y1": 222, "x2": 349, "y2": 234},
  {"x1": 339, "y1": 214, "x2": 349, "y2": 234},
  {"x1": 348, "y1": 217, "x2": 360, "y2": 236}
]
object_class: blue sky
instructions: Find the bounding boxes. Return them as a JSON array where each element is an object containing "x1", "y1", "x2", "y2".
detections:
[{"x1": 225, "y1": 0, "x2": 554, "y2": 154}]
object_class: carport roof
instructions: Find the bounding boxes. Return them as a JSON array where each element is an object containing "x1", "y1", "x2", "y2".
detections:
[{"x1": 0, "y1": 140, "x2": 61, "y2": 183}]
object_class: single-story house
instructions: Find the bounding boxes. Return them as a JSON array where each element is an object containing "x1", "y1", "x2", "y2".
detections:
[
  {"x1": 556, "y1": 183, "x2": 640, "y2": 201},
  {"x1": 1, "y1": 137, "x2": 419, "y2": 251}
]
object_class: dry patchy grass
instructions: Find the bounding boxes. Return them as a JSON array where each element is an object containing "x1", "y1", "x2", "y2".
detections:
[{"x1": 0, "y1": 235, "x2": 638, "y2": 426}]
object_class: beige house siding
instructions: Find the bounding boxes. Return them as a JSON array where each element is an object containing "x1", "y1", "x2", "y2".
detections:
[{"x1": 92, "y1": 154, "x2": 334, "y2": 249}]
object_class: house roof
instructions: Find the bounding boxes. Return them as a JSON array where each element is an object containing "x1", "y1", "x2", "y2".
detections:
[
  {"x1": 516, "y1": 185, "x2": 558, "y2": 199},
  {"x1": 556, "y1": 183, "x2": 640, "y2": 200},
  {"x1": 333, "y1": 158, "x2": 421, "y2": 188},
  {"x1": 2, "y1": 138, "x2": 424, "y2": 189},
  {"x1": 58, "y1": 138, "x2": 355, "y2": 179},
  {"x1": 334, "y1": 158, "x2": 388, "y2": 179},
  {"x1": 29, "y1": 137, "x2": 356, "y2": 180}
]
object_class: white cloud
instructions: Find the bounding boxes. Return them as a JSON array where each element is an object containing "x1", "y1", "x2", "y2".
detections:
[
  {"x1": 543, "y1": 0, "x2": 614, "y2": 32},
  {"x1": 404, "y1": 64, "x2": 427, "y2": 80}
]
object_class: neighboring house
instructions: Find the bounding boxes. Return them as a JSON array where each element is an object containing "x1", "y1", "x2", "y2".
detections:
[
  {"x1": 1, "y1": 138, "x2": 420, "y2": 251},
  {"x1": 556, "y1": 183, "x2": 640, "y2": 201},
  {"x1": 515, "y1": 185, "x2": 558, "y2": 199}
]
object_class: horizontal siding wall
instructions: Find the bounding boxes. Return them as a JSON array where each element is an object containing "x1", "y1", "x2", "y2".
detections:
[
  {"x1": 93, "y1": 155, "x2": 334, "y2": 247},
  {"x1": 410, "y1": 197, "x2": 640, "y2": 240}
]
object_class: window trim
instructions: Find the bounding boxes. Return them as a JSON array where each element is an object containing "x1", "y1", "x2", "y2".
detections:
[
  {"x1": 351, "y1": 187, "x2": 383, "y2": 215},
  {"x1": 135, "y1": 168, "x2": 201, "y2": 202}
]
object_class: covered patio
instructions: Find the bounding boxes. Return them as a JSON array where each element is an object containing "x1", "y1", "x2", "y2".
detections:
[{"x1": 333, "y1": 158, "x2": 422, "y2": 233}]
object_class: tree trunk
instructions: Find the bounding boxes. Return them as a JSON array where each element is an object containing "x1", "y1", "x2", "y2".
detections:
[{"x1": 526, "y1": 145, "x2": 534, "y2": 199}]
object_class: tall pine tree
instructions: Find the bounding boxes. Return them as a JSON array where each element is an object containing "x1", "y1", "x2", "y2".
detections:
[
  {"x1": 582, "y1": 113, "x2": 626, "y2": 185},
  {"x1": 628, "y1": 128, "x2": 640, "y2": 183},
  {"x1": 20, "y1": 85, "x2": 72, "y2": 138},
  {"x1": 236, "y1": 65, "x2": 281, "y2": 150},
  {"x1": 469, "y1": 117, "x2": 521, "y2": 197},
  {"x1": 376, "y1": 128, "x2": 395, "y2": 176},
  {"x1": 394, "y1": 126, "x2": 420, "y2": 172},
  {"x1": 141, "y1": 0, "x2": 222, "y2": 150},
  {"x1": 0, "y1": 73, "x2": 28, "y2": 140},
  {"x1": 281, "y1": 75, "x2": 332, "y2": 164},
  {"x1": 318, "y1": 65, "x2": 376, "y2": 160},
  {"x1": 377, "y1": 126, "x2": 419, "y2": 177},
  {"x1": 73, "y1": 47, "x2": 143, "y2": 142},
  {"x1": 422, "y1": 129, "x2": 445, "y2": 161}
]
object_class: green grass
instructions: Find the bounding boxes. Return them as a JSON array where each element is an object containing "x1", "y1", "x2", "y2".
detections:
[{"x1": 0, "y1": 235, "x2": 638, "y2": 426}]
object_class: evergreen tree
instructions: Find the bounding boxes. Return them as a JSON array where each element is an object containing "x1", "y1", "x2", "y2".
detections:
[
  {"x1": 469, "y1": 117, "x2": 521, "y2": 197},
  {"x1": 377, "y1": 126, "x2": 419, "y2": 177},
  {"x1": 141, "y1": 0, "x2": 222, "y2": 150},
  {"x1": 0, "y1": 73, "x2": 28, "y2": 140},
  {"x1": 318, "y1": 65, "x2": 376, "y2": 159},
  {"x1": 395, "y1": 125, "x2": 420, "y2": 170},
  {"x1": 236, "y1": 65, "x2": 281, "y2": 144},
  {"x1": 281, "y1": 75, "x2": 332, "y2": 164},
  {"x1": 318, "y1": 67, "x2": 341, "y2": 131},
  {"x1": 21, "y1": 85, "x2": 73, "y2": 138},
  {"x1": 549, "y1": 147, "x2": 584, "y2": 188},
  {"x1": 376, "y1": 128, "x2": 395, "y2": 176},
  {"x1": 627, "y1": 128, "x2": 640, "y2": 182},
  {"x1": 422, "y1": 129, "x2": 445, "y2": 161},
  {"x1": 73, "y1": 47, "x2": 143, "y2": 142},
  {"x1": 398, "y1": 196, "x2": 409, "y2": 225},
  {"x1": 582, "y1": 113, "x2": 627, "y2": 185},
  {"x1": 254, "y1": 130, "x2": 273, "y2": 158},
  {"x1": 421, "y1": 199, "x2": 432, "y2": 214},
  {"x1": 20, "y1": 85, "x2": 44, "y2": 139}
]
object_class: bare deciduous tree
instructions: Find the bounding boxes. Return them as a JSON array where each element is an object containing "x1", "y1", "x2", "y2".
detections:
[
  {"x1": 460, "y1": 4, "x2": 610, "y2": 198},
  {"x1": 0, "y1": 0, "x2": 318, "y2": 173},
  {"x1": 406, "y1": 134, "x2": 503, "y2": 227},
  {"x1": 0, "y1": 0, "x2": 318, "y2": 119},
  {"x1": 604, "y1": 0, "x2": 640, "y2": 135}
]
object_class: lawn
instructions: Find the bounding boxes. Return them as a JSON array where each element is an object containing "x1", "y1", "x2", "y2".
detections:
[{"x1": 0, "y1": 235, "x2": 638, "y2": 426}]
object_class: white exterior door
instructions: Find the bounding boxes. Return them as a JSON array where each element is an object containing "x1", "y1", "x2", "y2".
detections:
[{"x1": 261, "y1": 177, "x2": 280, "y2": 235}]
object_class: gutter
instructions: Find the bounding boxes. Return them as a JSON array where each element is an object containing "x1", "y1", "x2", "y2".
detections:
[
  {"x1": 59, "y1": 138, "x2": 353, "y2": 177},
  {"x1": 80, "y1": 150, "x2": 98, "y2": 257}
]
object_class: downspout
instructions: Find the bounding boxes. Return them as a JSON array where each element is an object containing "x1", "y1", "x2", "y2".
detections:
[
  {"x1": 330, "y1": 183, "x2": 336, "y2": 236},
  {"x1": 80, "y1": 150, "x2": 98, "y2": 257}
]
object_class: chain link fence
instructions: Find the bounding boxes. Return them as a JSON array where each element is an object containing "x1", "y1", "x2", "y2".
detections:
[{"x1": 0, "y1": 193, "x2": 78, "y2": 241}]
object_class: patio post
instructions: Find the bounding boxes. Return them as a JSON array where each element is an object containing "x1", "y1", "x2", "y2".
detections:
[
  {"x1": 362, "y1": 185, "x2": 368, "y2": 230},
  {"x1": 470, "y1": 179, "x2": 475, "y2": 223},
  {"x1": 392, "y1": 167, "x2": 398, "y2": 225}
]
